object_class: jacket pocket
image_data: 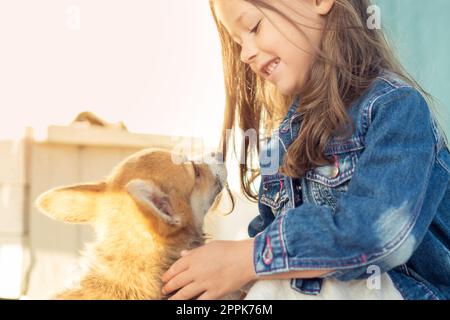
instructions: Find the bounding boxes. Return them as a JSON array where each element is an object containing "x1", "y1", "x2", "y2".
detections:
[
  {"x1": 260, "y1": 175, "x2": 289, "y2": 216},
  {"x1": 305, "y1": 137, "x2": 365, "y2": 209}
]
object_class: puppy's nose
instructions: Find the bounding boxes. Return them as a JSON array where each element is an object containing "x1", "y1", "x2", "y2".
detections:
[{"x1": 210, "y1": 152, "x2": 224, "y2": 163}]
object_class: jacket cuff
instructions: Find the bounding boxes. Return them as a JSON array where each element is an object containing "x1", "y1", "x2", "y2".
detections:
[{"x1": 253, "y1": 215, "x2": 290, "y2": 275}]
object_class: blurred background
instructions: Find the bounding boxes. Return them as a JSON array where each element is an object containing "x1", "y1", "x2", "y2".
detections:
[{"x1": 0, "y1": 0, "x2": 448, "y2": 299}]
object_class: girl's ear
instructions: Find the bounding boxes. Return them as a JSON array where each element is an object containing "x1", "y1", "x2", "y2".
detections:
[
  {"x1": 313, "y1": 0, "x2": 336, "y2": 15},
  {"x1": 35, "y1": 181, "x2": 106, "y2": 224}
]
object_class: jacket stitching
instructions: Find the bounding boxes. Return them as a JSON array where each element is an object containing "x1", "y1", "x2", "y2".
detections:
[{"x1": 436, "y1": 156, "x2": 450, "y2": 174}]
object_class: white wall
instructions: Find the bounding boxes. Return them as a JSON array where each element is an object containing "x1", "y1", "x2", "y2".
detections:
[{"x1": 0, "y1": 0, "x2": 225, "y2": 147}]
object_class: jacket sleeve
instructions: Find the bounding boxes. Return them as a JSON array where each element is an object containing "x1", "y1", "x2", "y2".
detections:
[{"x1": 252, "y1": 86, "x2": 438, "y2": 281}]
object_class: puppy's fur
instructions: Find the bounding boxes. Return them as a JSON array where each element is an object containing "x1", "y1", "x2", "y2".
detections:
[
  {"x1": 72, "y1": 111, "x2": 127, "y2": 131},
  {"x1": 244, "y1": 277, "x2": 403, "y2": 300},
  {"x1": 35, "y1": 149, "x2": 229, "y2": 299}
]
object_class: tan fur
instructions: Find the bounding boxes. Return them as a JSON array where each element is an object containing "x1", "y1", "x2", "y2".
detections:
[
  {"x1": 72, "y1": 111, "x2": 128, "y2": 130},
  {"x1": 35, "y1": 148, "x2": 228, "y2": 300}
]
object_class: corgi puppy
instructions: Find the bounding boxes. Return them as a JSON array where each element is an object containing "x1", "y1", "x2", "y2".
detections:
[{"x1": 35, "y1": 148, "x2": 230, "y2": 299}]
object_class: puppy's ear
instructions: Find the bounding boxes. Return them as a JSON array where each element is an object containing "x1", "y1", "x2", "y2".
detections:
[
  {"x1": 35, "y1": 181, "x2": 106, "y2": 224},
  {"x1": 126, "y1": 179, "x2": 181, "y2": 226}
]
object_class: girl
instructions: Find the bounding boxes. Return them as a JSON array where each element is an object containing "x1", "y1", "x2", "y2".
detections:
[{"x1": 161, "y1": 0, "x2": 450, "y2": 300}]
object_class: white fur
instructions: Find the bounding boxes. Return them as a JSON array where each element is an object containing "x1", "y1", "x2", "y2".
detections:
[
  {"x1": 244, "y1": 275, "x2": 403, "y2": 300},
  {"x1": 190, "y1": 157, "x2": 227, "y2": 230},
  {"x1": 190, "y1": 189, "x2": 215, "y2": 230}
]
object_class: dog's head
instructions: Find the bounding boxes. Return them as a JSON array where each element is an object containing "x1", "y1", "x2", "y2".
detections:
[{"x1": 35, "y1": 149, "x2": 227, "y2": 244}]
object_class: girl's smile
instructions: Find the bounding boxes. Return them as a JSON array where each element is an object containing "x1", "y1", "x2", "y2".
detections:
[{"x1": 261, "y1": 57, "x2": 281, "y2": 80}]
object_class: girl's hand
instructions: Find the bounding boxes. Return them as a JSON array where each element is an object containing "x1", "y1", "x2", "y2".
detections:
[{"x1": 161, "y1": 239, "x2": 256, "y2": 300}]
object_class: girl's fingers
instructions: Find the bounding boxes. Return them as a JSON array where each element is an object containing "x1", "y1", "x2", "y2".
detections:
[
  {"x1": 162, "y1": 270, "x2": 193, "y2": 295},
  {"x1": 168, "y1": 282, "x2": 205, "y2": 300},
  {"x1": 196, "y1": 291, "x2": 215, "y2": 300},
  {"x1": 161, "y1": 258, "x2": 189, "y2": 283}
]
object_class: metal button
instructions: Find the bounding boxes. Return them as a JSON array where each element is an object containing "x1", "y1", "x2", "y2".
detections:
[{"x1": 330, "y1": 155, "x2": 340, "y2": 178}]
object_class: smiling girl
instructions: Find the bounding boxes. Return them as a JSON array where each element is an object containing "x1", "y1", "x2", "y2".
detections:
[{"x1": 161, "y1": 0, "x2": 450, "y2": 300}]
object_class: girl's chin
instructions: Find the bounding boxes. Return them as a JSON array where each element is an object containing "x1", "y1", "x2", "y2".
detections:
[
  {"x1": 276, "y1": 82, "x2": 301, "y2": 96},
  {"x1": 274, "y1": 76, "x2": 305, "y2": 96}
]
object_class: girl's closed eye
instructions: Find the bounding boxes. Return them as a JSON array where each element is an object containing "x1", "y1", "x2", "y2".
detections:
[
  {"x1": 235, "y1": 19, "x2": 262, "y2": 45},
  {"x1": 251, "y1": 20, "x2": 262, "y2": 34}
]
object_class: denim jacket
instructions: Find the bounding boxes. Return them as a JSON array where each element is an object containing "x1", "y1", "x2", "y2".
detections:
[{"x1": 248, "y1": 70, "x2": 450, "y2": 300}]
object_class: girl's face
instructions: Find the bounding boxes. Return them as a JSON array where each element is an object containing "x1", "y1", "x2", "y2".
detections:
[{"x1": 214, "y1": 0, "x2": 333, "y2": 96}]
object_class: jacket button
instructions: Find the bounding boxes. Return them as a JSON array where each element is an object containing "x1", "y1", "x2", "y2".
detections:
[
  {"x1": 331, "y1": 155, "x2": 340, "y2": 178},
  {"x1": 331, "y1": 167, "x2": 339, "y2": 178}
]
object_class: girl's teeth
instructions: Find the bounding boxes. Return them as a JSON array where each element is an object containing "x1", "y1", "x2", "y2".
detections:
[{"x1": 265, "y1": 59, "x2": 280, "y2": 75}]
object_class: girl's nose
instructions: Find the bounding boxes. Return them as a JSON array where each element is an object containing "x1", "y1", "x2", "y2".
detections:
[{"x1": 240, "y1": 42, "x2": 258, "y2": 64}]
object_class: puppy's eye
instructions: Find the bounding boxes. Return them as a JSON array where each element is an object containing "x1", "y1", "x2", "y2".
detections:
[{"x1": 191, "y1": 161, "x2": 201, "y2": 178}]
